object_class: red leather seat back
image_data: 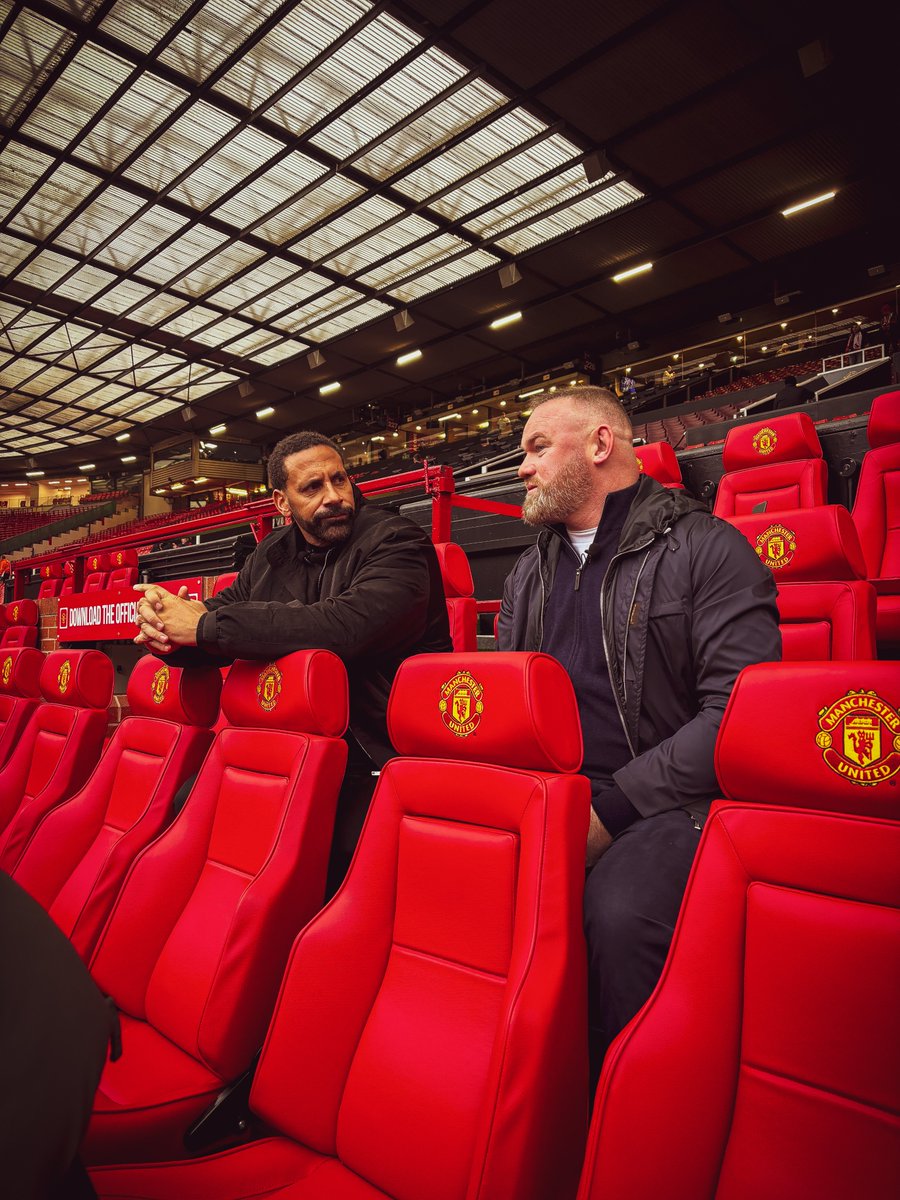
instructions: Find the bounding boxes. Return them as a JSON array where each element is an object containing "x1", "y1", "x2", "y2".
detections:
[
  {"x1": 83, "y1": 550, "x2": 110, "y2": 592},
  {"x1": 247, "y1": 653, "x2": 590, "y2": 1200},
  {"x1": 86, "y1": 650, "x2": 349, "y2": 1159},
  {"x1": 107, "y1": 549, "x2": 139, "y2": 591},
  {"x1": 0, "y1": 647, "x2": 43, "y2": 769},
  {"x1": 12, "y1": 656, "x2": 222, "y2": 961},
  {"x1": 59, "y1": 576, "x2": 75, "y2": 596},
  {"x1": 213, "y1": 571, "x2": 237, "y2": 594},
  {"x1": 2, "y1": 597, "x2": 39, "y2": 647},
  {"x1": 579, "y1": 660, "x2": 900, "y2": 1200},
  {"x1": 714, "y1": 412, "x2": 827, "y2": 518},
  {"x1": 634, "y1": 440, "x2": 683, "y2": 488},
  {"x1": 38, "y1": 578, "x2": 62, "y2": 598},
  {"x1": 851, "y1": 391, "x2": 900, "y2": 647},
  {"x1": 0, "y1": 649, "x2": 113, "y2": 872},
  {"x1": 776, "y1": 581, "x2": 877, "y2": 659},
  {"x1": 0, "y1": 625, "x2": 38, "y2": 647},
  {"x1": 433, "y1": 542, "x2": 478, "y2": 652}
]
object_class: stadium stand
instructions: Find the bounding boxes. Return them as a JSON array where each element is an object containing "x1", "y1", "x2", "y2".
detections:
[
  {"x1": 1, "y1": 597, "x2": 39, "y2": 648},
  {"x1": 850, "y1": 391, "x2": 900, "y2": 654},
  {"x1": 712, "y1": 412, "x2": 828, "y2": 518},
  {"x1": 577, "y1": 659, "x2": 900, "y2": 1200},
  {"x1": 89, "y1": 651, "x2": 590, "y2": 1200},
  {"x1": 82, "y1": 650, "x2": 349, "y2": 1165},
  {"x1": 11, "y1": 656, "x2": 222, "y2": 962},
  {"x1": 0, "y1": 647, "x2": 43, "y2": 770}
]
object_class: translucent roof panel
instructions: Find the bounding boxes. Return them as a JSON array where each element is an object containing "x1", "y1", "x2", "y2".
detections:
[
  {"x1": 19, "y1": 44, "x2": 134, "y2": 155},
  {"x1": 301, "y1": 296, "x2": 393, "y2": 342},
  {"x1": 0, "y1": 9, "x2": 75, "y2": 125},
  {"x1": 381, "y1": 247, "x2": 501, "y2": 304},
  {"x1": 492, "y1": 180, "x2": 647, "y2": 253}
]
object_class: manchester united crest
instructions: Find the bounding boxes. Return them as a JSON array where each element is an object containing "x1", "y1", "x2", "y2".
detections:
[
  {"x1": 815, "y1": 689, "x2": 900, "y2": 786},
  {"x1": 751, "y1": 427, "x2": 777, "y2": 456},
  {"x1": 635, "y1": 454, "x2": 644, "y2": 473},
  {"x1": 1, "y1": 656, "x2": 11, "y2": 687},
  {"x1": 755, "y1": 522, "x2": 797, "y2": 570},
  {"x1": 58, "y1": 658, "x2": 72, "y2": 695},
  {"x1": 151, "y1": 663, "x2": 170, "y2": 705},
  {"x1": 439, "y1": 670, "x2": 484, "y2": 738},
  {"x1": 256, "y1": 663, "x2": 283, "y2": 713},
  {"x1": 10, "y1": 604, "x2": 19, "y2": 622}
]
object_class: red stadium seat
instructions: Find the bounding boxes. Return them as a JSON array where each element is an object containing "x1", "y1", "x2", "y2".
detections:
[
  {"x1": 433, "y1": 541, "x2": 478, "y2": 651},
  {"x1": 726, "y1": 506, "x2": 877, "y2": 659},
  {"x1": 82, "y1": 650, "x2": 349, "y2": 1165},
  {"x1": 59, "y1": 575, "x2": 75, "y2": 596},
  {"x1": 37, "y1": 561, "x2": 63, "y2": 598},
  {"x1": 11, "y1": 656, "x2": 222, "y2": 961},
  {"x1": 713, "y1": 412, "x2": 828, "y2": 518},
  {"x1": 634, "y1": 440, "x2": 684, "y2": 488},
  {"x1": 213, "y1": 571, "x2": 237, "y2": 594},
  {"x1": 0, "y1": 646, "x2": 43, "y2": 770},
  {"x1": 90, "y1": 652, "x2": 591, "y2": 1199},
  {"x1": 578, "y1": 659, "x2": 900, "y2": 1200},
  {"x1": 851, "y1": 391, "x2": 900, "y2": 652},
  {"x1": 1, "y1": 597, "x2": 39, "y2": 648},
  {"x1": 107, "y1": 547, "x2": 139, "y2": 590},
  {"x1": 0, "y1": 649, "x2": 113, "y2": 872},
  {"x1": 83, "y1": 550, "x2": 111, "y2": 592}
]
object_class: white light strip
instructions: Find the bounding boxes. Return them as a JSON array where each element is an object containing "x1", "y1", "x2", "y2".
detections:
[
  {"x1": 396, "y1": 349, "x2": 422, "y2": 366},
  {"x1": 210, "y1": 424, "x2": 227, "y2": 435},
  {"x1": 612, "y1": 261, "x2": 653, "y2": 282},
  {"x1": 519, "y1": 387, "x2": 545, "y2": 399},
  {"x1": 79, "y1": 463, "x2": 96, "y2": 471},
  {"x1": 115, "y1": 433, "x2": 130, "y2": 442},
  {"x1": 319, "y1": 381, "x2": 341, "y2": 395},
  {"x1": 490, "y1": 311, "x2": 522, "y2": 329},
  {"x1": 255, "y1": 406, "x2": 275, "y2": 418},
  {"x1": 781, "y1": 191, "x2": 836, "y2": 217},
  {"x1": 25, "y1": 470, "x2": 44, "y2": 477},
  {"x1": 437, "y1": 412, "x2": 461, "y2": 422},
  {"x1": 121, "y1": 456, "x2": 136, "y2": 463}
]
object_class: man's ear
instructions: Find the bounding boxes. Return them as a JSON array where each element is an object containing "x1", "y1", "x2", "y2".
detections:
[
  {"x1": 272, "y1": 488, "x2": 290, "y2": 518},
  {"x1": 588, "y1": 423, "x2": 615, "y2": 465}
]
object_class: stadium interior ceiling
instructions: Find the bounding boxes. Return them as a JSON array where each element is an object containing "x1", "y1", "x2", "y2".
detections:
[{"x1": 0, "y1": 0, "x2": 895, "y2": 484}]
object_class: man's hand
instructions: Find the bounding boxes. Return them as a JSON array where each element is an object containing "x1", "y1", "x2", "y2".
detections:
[
  {"x1": 133, "y1": 584, "x2": 206, "y2": 653},
  {"x1": 586, "y1": 807, "x2": 613, "y2": 870}
]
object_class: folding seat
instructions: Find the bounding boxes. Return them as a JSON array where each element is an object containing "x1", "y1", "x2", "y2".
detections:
[
  {"x1": 0, "y1": 646, "x2": 43, "y2": 770},
  {"x1": 11, "y1": 655, "x2": 222, "y2": 961},
  {"x1": 213, "y1": 571, "x2": 238, "y2": 594},
  {"x1": 37, "y1": 561, "x2": 63, "y2": 598},
  {"x1": 713, "y1": 411, "x2": 828, "y2": 518},
  {"x1": 1, "y1": 597, "x2": 39, "y2": 647},
  {"x1": 433, "y1": 541, "x2": 478, "y2": 651},
  {"x1": 83, "y1": 550, "x2": 110, "y2": 591},
  {"x1": 634, "y1": 440, "x2": 684, "y2": 488},
  {"x1": 727, "y1": 505, "x2": 877, "y2": 659},
  {"x1": 577, "y1": 659, "x2": 900, "y2": 1200},
  {"x1": 107, "y1": 547, "x2": 139, "y2": 589},
  {"x1": 0, "y1": 649, "x2": 113, "y2": 872},
  {"x1": 82, "y1": 649, "x2": 349, "y2": 1166},
  {"x1": 90, "y1": 651, "x2": 591, "y2": 1200},
  {"x1": 851, "y1": 390, "x2": 900, "y2": 652}
]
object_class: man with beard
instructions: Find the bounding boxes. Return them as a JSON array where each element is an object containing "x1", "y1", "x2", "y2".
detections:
[
  {"x1": 497, "y1": 388, "x2": 780, "y2": 1077},
  {"x1": 134, "y1": 430, "x2": 451, "y2": 887}
]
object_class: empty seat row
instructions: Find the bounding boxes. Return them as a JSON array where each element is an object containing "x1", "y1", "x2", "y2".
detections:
[{"x1": 37, "y1": 548, "x2": 140, "y2": 597}]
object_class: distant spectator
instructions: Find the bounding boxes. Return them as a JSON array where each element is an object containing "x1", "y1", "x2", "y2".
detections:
[
  {"x1": 661, "y1": 364, "x2": 676, "y2": 387},
  {"x1": 0, "y1": 555, "x2": 11, "y2": 601},
  {"x1": 496, "y1": 412, "x2": 513, "y2": 435},
  {"x1": 845, "y1": 322, "x2": 863, "y2": 358},
  {"x1": 776, "y1": 341, "x2": 791, "y2": 356},
  {"x1": 880, "y1": 305, "x2": 898, "y2": 357},
  {"x1": 772, "y1": 375, "x2": 814, "y2": 410}
]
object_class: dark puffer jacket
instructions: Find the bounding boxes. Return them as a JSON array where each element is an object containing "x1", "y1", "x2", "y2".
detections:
[
  {"x1": 498, "y1": 476, "x2": 781, "y2": 820},
  {"x1": 188, "y1": 498, "x2": 451, "y2": 765}
]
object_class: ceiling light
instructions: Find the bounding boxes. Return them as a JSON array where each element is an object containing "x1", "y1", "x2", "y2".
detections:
[
  {"x1": 415, "y1": 425, "x2": 422, "y2": 431},
  {"x1": 612, "y1": 261, "x2": 653, "y2": 283},
  {"x1": 194, "y1": 477, "x2": 208, "y2": 484},
  {"x1": 478, "y1": 421, "x2": 490, "y2": 429},
  {"x1": 780, "y1": 322, "x2": 788, "y2": 329},
  {"x1": 519, "y1": 387, "x2": 545, "y2": 399},
  {"x1": 437, "y1": 413, "x2": 461, "y2": 422},
  {"x1": 25, "y1": 470, "x2": 44, "y2": 477},
  {"x1": 781, "y1": 191, "x2": 836, "y2": 217},
  {"x1": 672, "y1": 354, "x2": 679, "y2": 360},
  {"x1": 832, "y1": 308, "x2": 839, "y2": 314},
  {"x1": 115, "y1": 433, "x2": 130, "y2": 442},
  {"x1": 736, "y1": 335, "x2": 743, "y2": 342},
  {"x1": 697, "y1": 364, "x2": 703, "y2": 370},
  {"x1": 762, "y1": 345, "x2": 768, "y2": 351},
  {"x1": 396, "y1": 349, "x2": 422, "y2": 366},
  {"x1": 121, "y1": 456, "x2": 136, "y2": 463},
  {"x1": 255, "y1": 406, "x2": 275, "y2": 418},
  {"x1": 471, "y1": 409, "x2": 479, "y2": 415},
  {"x1": 626, "y1": 366, "x2": 633, "y2": 373},
  {"x1": 500, "y1": 399, "x2": 508, "y2": 406},
  {"x1": 48, "y1": 480, "x2": 60, "y2": 485},
  {"x1": 371, "y1": 436, "x2": 385, "y2": 442},
  {"x1": 226, "y1": 487, "x2": 248, "y2": 496},
  {"x1": 170, "y1": 482, "x2": 184, "y2": 490},
  {"x1": 489, "y1": 312, "x2": 522, "y2": 329},
  {"x1": 731, "y1": 355, "x2": 740, "y2": 362},
  {"x1": 79, "y1": 464, "x2": 95, "y2": 471},
  {"x1": 319, "y1": 382, "x2": 341, "y2": 396},
  {"x1": 210, "y1": 424, "x2": 226, "y2": 435},
  {"x1": 392, "y1": 432, "x2": 399, "y2": 438}
]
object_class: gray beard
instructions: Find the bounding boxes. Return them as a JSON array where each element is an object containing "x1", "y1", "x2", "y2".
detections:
[{"x1": 521, "y1": 456, "x2": 593, "y2": 526}]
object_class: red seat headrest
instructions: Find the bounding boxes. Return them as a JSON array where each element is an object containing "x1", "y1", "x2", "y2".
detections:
[
  {"x1": 127, "y1": 655, "x2": 223, "y2": 727},
  {"x1": 107, "y1": 547, "x2": 138, "y2": 569},
  {"x1": 39, "y1": 649, "x2": 115, "y2": 709},
  {"x1": 867, "y1": 390, "x2": 900, "y2": 449},
  {"x1": 387, "y1": 652, "x2": 583, "y2": 773},
  {"x1": 635, "y1": 441, "x2": 683, "y2": 487},
  {"x1": 722, "y1": 412, "x2": 823, "y2": 471},
  {"x1": 39, "y1": 562, "x2": 63, "y2": 578},
  {"x1": 5, "y1": 598, "x2": 38, "y2": 627},
  {"x1": 213, "y1": 572, "x2": 237, "y2": 595},
  {"x1": 221, "y1": 649, "x2": 348, "y2": 737},
  {"x1": 726, "y1": 506, "x2": 867, "y2": 580},
  {"x1": 716, "y1": 661, "x2": 900, "y2": 819},
  {"x1": 0, "y1": 647, "x2": 44, "y2": 699},
  {"x1": 433, "y1": 542, "x2": 474, "y2": 598},
  {"x1": 84, "y1": 550, "x2": 110, "y2": 574}
]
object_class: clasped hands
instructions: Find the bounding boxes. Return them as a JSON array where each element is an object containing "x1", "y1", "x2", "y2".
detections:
[{"x1": 133, "y1": 583, "x2": 207, "y2": 654}]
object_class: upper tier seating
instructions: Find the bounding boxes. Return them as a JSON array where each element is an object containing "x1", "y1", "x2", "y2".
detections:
[
  {"x1": 713, "y1": 412, "x2": 828, "y2": 518},
  {"x1": 634, "y1": 440, "x2": 684, "y2": 488},
  {"x1": 0, "y1": 649, "x2": 113, "y2": 873},
  {"x1": 90, "y1": 651, "x2": 592, "y2": 1200},
  {"x1": 577, "y1": 659, "x2": 900, "y2": 1200},
  {"x1": 11, "y1": 656, "x2": 222, "y2": 962},
  {"x1": 0, "y1": 646, "x2": 43, "y2": 770},
  {"x1": 83, "y1": 650, "x2": 349, "y2": 1165},
  {"x1": 726, "y1": 506, "x2": 877, "y2": 660},
  {"x1": 1, "y1": 597, "x2": 39, "y2": 648},
  {"x1": 851, "y1": 390, "x2": 900, "y2": 653},
  {"x1": 433, "y1": 541, "x2": 478, "y2": 651}
]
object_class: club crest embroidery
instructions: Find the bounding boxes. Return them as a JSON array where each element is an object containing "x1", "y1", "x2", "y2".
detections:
[
  {"x1": 151, "y1": 663, "x2": 170, "y2": 705},
  {"x1": 755, "y1": 522, "x2": 797, "y2": 570},
  {"x1": 10, "y1": 604, "x2": 19, "y2": 623},
  {"x1": 58, "y1": 659, "x2": 72, "y2": 695},
  {"x1": 1, "y1": 656, "x2": 11, "y2": 687},
  {"x1": 439, "y1": 670, "x2": 484, "y2": 738},
  {"x1": 635, "y1": 455, "x2": 644, "y2": 473},
  {"x1": 815, "y1": 689, "x2": 900, "y2": 786},
  {"x1": 752, "y1": 427, "x2": 777, "y2": 456},
  {"x1": 113, "y1": 551, "x2": 124, "y2": 566},
  {"x1": 257, "y1": 663, "x2": 283, "y2": 713}
]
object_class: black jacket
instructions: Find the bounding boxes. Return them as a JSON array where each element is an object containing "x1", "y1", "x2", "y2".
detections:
[
  {"x1": 181, "y1": 498, "x2": 451, "y2": 765},
  {"x1": 498, "y1": 476, "x2": 781, "y2": 820}
]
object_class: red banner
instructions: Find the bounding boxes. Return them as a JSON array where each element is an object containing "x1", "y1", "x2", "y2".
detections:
[{"x1": 57, "y1": 577, "x2": 204, "y2": 642}]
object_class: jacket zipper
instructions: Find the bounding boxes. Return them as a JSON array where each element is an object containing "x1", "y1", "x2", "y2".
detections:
[{"x1": 317, "y1": 548, "x2": 334, "y2": 594}]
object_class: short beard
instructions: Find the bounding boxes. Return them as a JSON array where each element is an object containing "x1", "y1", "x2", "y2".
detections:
[
  {"x1": 522, "y1": 456, "x2": 593, "y2": 526},
  {"x1": 298, "y1": 505, "x2": 355, "y2": 545}
]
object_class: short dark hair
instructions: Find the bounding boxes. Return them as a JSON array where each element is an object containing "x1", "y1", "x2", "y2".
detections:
[
  {"x1": 267, "y1": 431, "x2": 344, "y2": 490},
  {"x1": 783, "y1": 375, "x2": 796, "y2": 387}
]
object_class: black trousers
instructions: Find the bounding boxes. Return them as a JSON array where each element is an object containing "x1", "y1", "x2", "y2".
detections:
[{"x1": 583, "y1": 808, "x2": 702, "y2": 1083}]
